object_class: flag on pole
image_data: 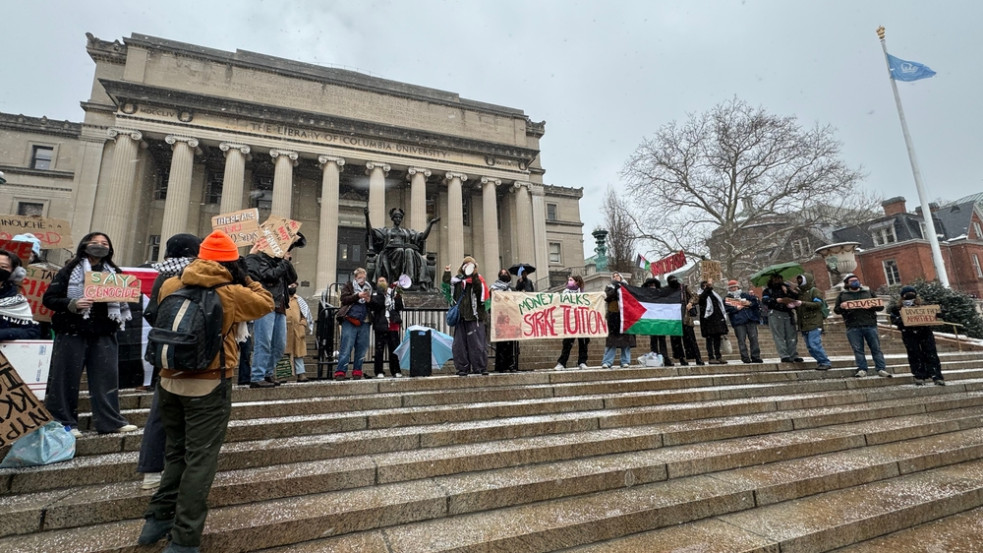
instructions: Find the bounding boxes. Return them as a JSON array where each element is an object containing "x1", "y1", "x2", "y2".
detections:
[
  {"x1": 887, "y1": 54, "x2": 936, "y2": 82},
  {"x1": 618, "y1": 284, "x2": 683, "y2": 336},
  {"x1": 638, "y1": 254, "x2": 651, "y2": 273}
]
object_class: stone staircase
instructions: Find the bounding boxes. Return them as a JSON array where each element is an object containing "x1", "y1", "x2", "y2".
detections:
[{"x1": 3, "y1": 348, "x2": 983, "y2": 552}]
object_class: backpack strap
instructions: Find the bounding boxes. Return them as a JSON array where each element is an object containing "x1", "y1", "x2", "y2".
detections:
[{"x1": 210, "y1": 282, "x2": 233, "y2": 397}]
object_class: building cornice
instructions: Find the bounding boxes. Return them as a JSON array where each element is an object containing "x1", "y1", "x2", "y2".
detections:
[
  {"x1": 0, "y1": 165, "x2": 76, "y2": 180},
  {"x1": 85, "y1": 32, "x2": 127, "y2": 65},
  {"x1": 0, "y1": 113, "x2": 81, "y2": 138}
]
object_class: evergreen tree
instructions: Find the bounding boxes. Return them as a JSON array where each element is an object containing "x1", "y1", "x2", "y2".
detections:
[{"x1": 910, "y1": 281, "x2": 983, "y2": 339}]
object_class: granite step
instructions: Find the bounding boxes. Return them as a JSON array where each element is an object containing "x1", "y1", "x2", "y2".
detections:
[{"x1": 831, "y1": 505, "x2": 983, "y2": 552}]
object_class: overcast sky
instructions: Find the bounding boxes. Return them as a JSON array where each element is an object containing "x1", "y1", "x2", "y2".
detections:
[{"x1": 4, "y1": 0, "x2": 980, "y2": 259}]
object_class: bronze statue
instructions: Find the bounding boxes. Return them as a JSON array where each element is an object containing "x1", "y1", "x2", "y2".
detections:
[{"x1": 365, "y1": 207, "x2": 440, "y2": 291}]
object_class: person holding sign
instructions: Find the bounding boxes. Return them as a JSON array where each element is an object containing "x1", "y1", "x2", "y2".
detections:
[
  {"x1": 889, "y1": 286, "x2": 944, "y2": 385},
  {"x1": 444, "y1": 257, "x2": 489, "y2": 376},
  {"x1": 555, "y1": 275, "x2": 591, "y2": 370},
  {"x1": 724, "y1": 279, "x2": 762, "y2": 364},
  {"x1": 245, "y1": 235, "x2": 299, "y2": 388},
  {"x1": 834, "y1": 273, "x2": 891, "y2": 378},
  {"x1": 42, "y1": 232, "x2": 137, "y2": 436},
  {"x1": 0, "y1": 248, "x2": 41, "y2": 340}
]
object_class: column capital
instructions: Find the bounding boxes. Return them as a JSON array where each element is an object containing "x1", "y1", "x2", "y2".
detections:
[
  {"x1": 480, "y1": 177, "x2": 502, "y2": 187},
  {"x1": 318, "y1": 155, "x2": 346, "y2": 169},
  {"x1": 270, "y1": 149, "x2": 299, "y2": 165},
  {"x1": 527, "y1": 182, "x2": 546, "y2": 196},
  {"x1": 365, "y1": 161, "x2": 391, "y2": 175},
  {"x1": 407, "y1": 167, "x2": 432, "y2": 180},
  {"x1": 219, "y1": 142, "x2": 251, "y2": 156},
  {"x1": 512, "y1": 180, "x2": 532, "y2": 192},
  {"x1": 444, "y1": 171, "x2": 469, "y2": 183},
  {"x1": 165, "y1": 135, "x2": 200, "y2": 149},
  {"x1": 107, "y1": 127, "x2": 142, "y2": 142}
]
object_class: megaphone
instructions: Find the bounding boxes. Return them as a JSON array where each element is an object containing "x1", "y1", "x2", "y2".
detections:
[{"x1": 397, "y1": 274, "x2": 412, "y2": 289}]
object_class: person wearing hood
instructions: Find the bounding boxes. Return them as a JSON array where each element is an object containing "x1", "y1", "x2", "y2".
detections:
[
  {"x1": 724, "y1": 279, "x2": 762, "y2": 364},
  {"x1": 794, "y1": 273, "x2": 832, "y2": 371},
  {"x1": 43, "y1": 232, "x2": 138, "y2": 437},
  {"x1": 834, "y1": 273, "x2": 891, "y2": 378},
  {"x1": 491, "y1": 269, "x2": 519, "y2": 373},
  {"x1": 640, "y1": 277, "x2": 673, "y2": 367},
  {"x1": 762, "y1": 274, "x2": 803, "y2": 364},
  {"x1": 368, "y1": 276, "x2": 404, "y2": 378},
  {"x1": 554, "y1": 275, "x2": 591, "y2": 370},
  {"x1": 138, "y1": 230, "x2": 273, "y2": 553},
  {"x1": 443, "y1": 256, "x2": 488, "y2": 376},
  {"x1": 698, "y1": 281, "x2": 729, "y2": 364},
  {"x1": 601, "y1": 272, "x2": 635, "y2": 369},
  {"x1": 11, "y1": 233, "x2": 43, "y2": 264},
  {"x1": 667, "y1": 275, "x2": 704, "y2": 366},
  {"x1": 245, "y1": 233, "x2": 300, "y2": 387},
  {"x1": 0, "y1": 248, "x2": 41, "y2": 340},
  {"x1": 889, "y1": 285, "x2": 944, "y2": 385}
]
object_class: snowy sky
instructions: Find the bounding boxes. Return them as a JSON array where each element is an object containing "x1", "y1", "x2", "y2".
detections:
[{"x1": 4, "y1": 0, "x2": 980, "y2": 259}]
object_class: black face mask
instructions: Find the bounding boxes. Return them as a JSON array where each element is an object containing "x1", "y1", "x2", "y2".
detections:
[
  {"x1": 0, "y1": 269, "x2": 10, "y2": 283},
  {"x1": 288, "y1": 288, "x2": 297, "y2": 296},
  {"x1": 498, "y1": 273, "x2": 511, "y2": 283},
  {"x1": 85, "y1": 244, "x2": 110, "y2": 258}
]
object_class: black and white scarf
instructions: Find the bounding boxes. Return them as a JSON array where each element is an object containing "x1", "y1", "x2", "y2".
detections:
[
  {"x1": 67, "y1": 258, "x2": 131, "y2": 329},
  {"x1": 0, "y1": 292, "x2": 34, "y2": 327},
  {"x1": 152, "y1": 257, "x2": 194, "y2": 278}
]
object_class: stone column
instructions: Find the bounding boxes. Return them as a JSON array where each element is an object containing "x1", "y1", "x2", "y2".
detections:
[
  {"x1": 96, "y1": 128, "x2": 142, "y2": 247},
  {"x1": 481, "y1": 177, "x2": 501, "y2": 271},
  {"x1": 316, "y1": 155, "x2": 346, "y2": 292},
  {"x1": 270, "y1": 149, "x2": 298, "y2": 217},
  {"x1": 365, "y1": 162, "x2": 390, "y2": 228},
  {"x1": 218, "y1": 143, "x2": 250, "y2": 213},
  {"x1": 529, "y1": 183, "x2": 550, "y2": 286},
  {"x1": 513, "y1": 181, "x2": 535, "y2": 264},
  {"x1": 406, "y1": 167, "x2": 431, "y2": 232},
  {"x1": 158, "y1": 135, "x2": 199, "y2": 259},
  {"x1": 444, "y1": 172, "x2": 468, "y2": 266}
]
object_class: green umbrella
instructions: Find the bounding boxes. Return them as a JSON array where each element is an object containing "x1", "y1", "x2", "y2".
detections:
[{"x1": 749, "y1": 262, "x2": 805, "y2": 287}]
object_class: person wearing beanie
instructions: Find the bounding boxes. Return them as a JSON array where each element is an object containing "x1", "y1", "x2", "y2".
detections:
[
  {"x1": 724, "y1": 279, "x2": 763, "y2": 364},
  {"x1": 638, "y1": 277, "x2": 673, "y2": 367},
  {"x1": 889, "y1": 285, "x2": 944, "y2": 385},
  {"x1": 443, "y1": 256, "x2": 489, "y2": 376},
  {"x1": 245, "y1": 235, "x2": 298, "y2": 387},
  {"x1": 139, "y1": 230, "x2": 273, "y2": 553},
  {"x1": 834, "y1": 273, "x2": 890, "y2": 378}
]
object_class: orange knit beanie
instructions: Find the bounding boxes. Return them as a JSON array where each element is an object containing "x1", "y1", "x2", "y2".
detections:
[{"x1": 198, "y1": 230, "x2": 239, "y2": 262}]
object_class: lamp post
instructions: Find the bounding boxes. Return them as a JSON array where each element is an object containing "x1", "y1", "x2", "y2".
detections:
[{"x1": 592, "y1": 228, "x2": 609, "y2": 272}]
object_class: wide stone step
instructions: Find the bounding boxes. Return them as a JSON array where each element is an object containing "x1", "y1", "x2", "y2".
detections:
[{"x1": 832, "y1": 505, "x2": 983, "y2": 552}]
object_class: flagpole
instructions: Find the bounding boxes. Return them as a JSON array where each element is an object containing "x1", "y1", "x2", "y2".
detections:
[{"x1": 876, "y1": 26, "x2": 950, "y2": 288}]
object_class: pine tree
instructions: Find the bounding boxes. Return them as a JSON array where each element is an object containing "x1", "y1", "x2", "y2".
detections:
[{"x1": 913, "y1": 281, "x2": 983, "y2": 339}]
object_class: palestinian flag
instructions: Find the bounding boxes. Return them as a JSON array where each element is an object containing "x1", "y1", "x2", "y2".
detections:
[{"x1": 619, "y1": 284, "x2": 684, "y2": 336}]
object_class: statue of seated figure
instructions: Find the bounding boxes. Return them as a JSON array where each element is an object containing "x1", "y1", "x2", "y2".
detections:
[{"x1": 365, "y1": 207, "x2": 440, "y2": 291}]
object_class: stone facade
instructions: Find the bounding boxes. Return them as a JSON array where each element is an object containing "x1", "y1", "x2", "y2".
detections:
[{"x1": 0, "y1": 33, "x2": 585, "y2": 294}]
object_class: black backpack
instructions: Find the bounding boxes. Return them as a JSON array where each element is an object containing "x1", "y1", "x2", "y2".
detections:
[{"x1": 146, "y1": 284, "x2": 229, "y2": 371}]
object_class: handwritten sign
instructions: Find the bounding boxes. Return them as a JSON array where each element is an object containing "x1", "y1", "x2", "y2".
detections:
[
  {"x1": 901, "y1": 305, "x2": 944, "y2": 326},
  {"x1": 211, "y1": 208, "x2": 260, "y2": 248},
  {"x1": 724, "y1": 297, "x2": 746, "y2": 308},
  {"x1": 22, "y1": 263, "x2": 59, "y2": 323},
  {"x1": 0, "y1": 216, "x2": 73, "y2": 249},
  {"x1": 489, "y1": 291, "x2": 607, "y2": 342},
  {"x1": 0, "y1": 351, "x2": 53, "y2": 447},
  {"x1": 257, "y1": 216, "x2": 302, "y2": 258},
  {"x1": 0, "y1": 239, "x2": 37, "y2": 266},
  {"x1": 700, "y1": 260, "x2": 721, "y2": 284},
  {"x1": 83, "y1": 271, "x2": 141, "y2": 303},
  {"x1": 840, "y1": 298, "x2": 884, "y2": 310}
]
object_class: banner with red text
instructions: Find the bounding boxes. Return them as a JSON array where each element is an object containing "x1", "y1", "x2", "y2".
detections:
[
  {"x1": 489, "y1": 291, "x2": 607, "y2": 342},
  {"x1": 0, "y1": 215, "x2": 73, "y2": 249}
]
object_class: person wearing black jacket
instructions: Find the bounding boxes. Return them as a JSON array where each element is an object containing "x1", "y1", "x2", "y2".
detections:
[
  {"x1": 642, "y1": 277, "x2": 673, "y2": 367},
  {"x1": 761, "y1": 274, "x2": 803, "y2": 363},
  {"x1": 368, "y1": 276, "x2": 405, "y2": 378},
  {"x1": 0, "y1": 249, "x2": 41, "y2": 341},
  {"x1": 889, "y1": 285, "x2": 943, "y2": 385},
  {"x1": 244, "y1": 238, "x2": 299, "y2": 388},
  {"x1": 698, "y1": 281, "x2": 729, "y2": 364}
]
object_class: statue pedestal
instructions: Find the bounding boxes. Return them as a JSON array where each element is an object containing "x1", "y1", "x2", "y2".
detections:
[{"x1": 401, "y1": 290, "x2": 450, "y2": 309}]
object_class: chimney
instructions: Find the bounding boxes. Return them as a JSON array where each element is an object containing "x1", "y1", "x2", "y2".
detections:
[
  {"x1": 914, "y1": 202, "x2": 941, "y2": 218},
  {"x1": 881, "y1": 196, "x2": 907, "y2": 217}
]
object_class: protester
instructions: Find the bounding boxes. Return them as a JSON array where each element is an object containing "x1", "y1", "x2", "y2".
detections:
[
  {"x1": 137, "y1": 232, "x2": 201, "y2": 491},
  {"x1": 698, "y1": 281, "x2": 729, "y2": 364},
  {"x1": 42, "y1": 232, "x2": 137, "y2": 437},
  {"x1": 368, "y1": 276, "x2": 404, "y2": 378},
  {"x1": 762, "y1": 274, "x2": 803, "y2": 363},
  {"x1": 443, "y1": 256, "x2": 488, "y2": 376},
  {"x1": 11, "y1": 233, "x2": 43, "y2": 264},
  {"x1": 834, "y1": 273, "x2": 891, "y2": 378},
  {"x1": 490, "y1": 269, "x2": 519, "y2": 373},
  {"x1": 601, "y1": 272, "x2": 634, "y2": 369},
  {"x1": 668, "y1": 276, "x2": 704, "y2": 366},
  {"x1": 555, "y1": 275, "x2": 591, "y2": 370},
  {"x1": 724, "y1": 279, "x2": 762, "y2": 364},
  {"x1": 794, "y1": 273, "x2": 832, "y2": 371},
  {"x1": 640, "y1": 277, "x2": 673, "y2": 367},
  {"x1": 0, "y1": 248, "x2": 40, "y2": 341},
  {"x1": 889, "y1": 285, "x2": 943, "y2": 385},
  {"x1": 335, "y1": 267, "x2": 373, "y2": 380},
  {"x1": 245, "y1": 235, "x2": 299, "y2": 387},
  {"x1": 138, "y1": 230, "x2": 273, "y2": 553},
  {"x1": 285, "y1": 283, "x2": 314, "y2": 382}
]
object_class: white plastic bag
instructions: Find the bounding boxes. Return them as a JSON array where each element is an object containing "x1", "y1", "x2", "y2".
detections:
[
  {"x1": 0, "y1": 421, "x2": 76, "y2": 468},
  {"x1": 638, "y1": 352, "x2": 664, "y2": 367}
]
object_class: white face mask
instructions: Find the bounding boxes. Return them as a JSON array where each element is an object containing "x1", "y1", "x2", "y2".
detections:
[
  {"x1": 902, "y1": 299, "x2": 915, "y2": 307},
  {"x1": 464, "y1": 263, "x2": 475, "y2": 276},
  {"x1": 729, "y1": 289, "x2": 742, "y2": 297}
]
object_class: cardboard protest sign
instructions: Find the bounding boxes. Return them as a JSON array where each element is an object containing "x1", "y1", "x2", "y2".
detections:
[
  {"x1": 83, "y1": 271, "x2": 142, "y2": 303},
  {"x1": 724, "y1": 297, "x2": 747, "y2": 308},
  {"x1": 22, "y1": 262, "x2": 59, "y2": 323},
  {"x1": 0, "y1": 341, "x2": 53, "y2": 401},
  {"x1": 256, "y1": 216, "x2": 302, "y2": 258},
  {"x1": 700, "y1": 260, "x2": 722, "y2": 284},
  {"x1": 901, "y1": 304, "x2": 944, "y2": 326},
  {"x1": 0, "y1": 215, "x2": 73, "y2": 249},
  {"x1": 840, "y1": 298, "x2": 884, "y2": 310},
  {"x1": 275, "y1": 354, "x2": 294, "y2": 381},
  {"x1": 0, "y1": 350, "x2": 53, "y2": 448},
  {"x1": 489, "y1": 291, "x2": 607, "y2": 342},
  {"x1": 211, "y1": 208, "x2": 260, "y2": 248},
  {"x1": 0, "y1": 239, "x2": 37, "y2": 266}
]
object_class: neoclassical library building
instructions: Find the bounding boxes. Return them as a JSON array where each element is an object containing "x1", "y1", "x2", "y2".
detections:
[{"x1": 0, "y1": 33, "x2": 585, "y2": 295}]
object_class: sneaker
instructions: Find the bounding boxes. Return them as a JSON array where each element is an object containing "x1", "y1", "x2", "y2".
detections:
[
  {"x1": 69, "y1": 428, "x2": 82, "y2": 438},
  {"x1": 934, "y1": 379, "x2": 947, "y2": 386},
  {"x1": 250, "y1": 380, "x2": 275, "y2": 388},
  {"x1": 741, "y1": 358, "x2": 752, "y2": 364},
  {"x1": 394, "y1": 373, "x2": 404, "y2": 378},
  {"x1": 854, "y1": 369, "x2": 868, "y2": 378},
  {"x1": 600, "y1": 363, "x2": 611, "y2": 369},
  {"x1": 333, "y1": 372, "x2": 347, "y2": 381},
  {"x1": 553, "y1": 363, "x2": 565, "y2": 371},
  {"x1": 914, "y1": 379, "x2": 925, "y2": 386},
  {"x1": 456, "y1": 371, "x2": 469, "y2": 377},
  {"x1": 750, "y1": 358, "x2": 764, "y2": 364},
  {"x1": 792, "y1": 357, "x2": 804, "y2": 363},
  {"x1": 780, "y1": 357, "x2": 792, "y2": 363},
  {"x1": 296, "y1": 374, "x2": 309, "y2": 383},
  {"x1": 141, "y1": 472, "x2": 162, "y2": 490},
  {"x1": 137, "y1": 515, "x2": 173, "y2": 545},
  {"x1": 376, "y1": 373, "x2": 386, "y2": 379},
  {"x1": 264, "y1": 377, "x2": 282, "y2": 387},
  {"x1": 578, "y1": 363, "x2": 588, "y2": 370},
  {"x1": 678, "y1": 359, "x2": 689, "y2": 366},
  {"x1": 876, "y1": 370, "x2": 893, "y2": 378},
  {"x1": 116, "y1": 424, "x2": 138, "y2": 433},
  {"x1": 352, "y1": 370, "x2": 363, "y2": 379},
  {"x1": 816, "y1": 364, "x2": 832, "y2": 371}
]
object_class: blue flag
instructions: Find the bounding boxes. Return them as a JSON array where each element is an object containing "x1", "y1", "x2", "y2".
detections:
[{"x1": 887, "y1": 53, "x2": 936, "y2": 82}]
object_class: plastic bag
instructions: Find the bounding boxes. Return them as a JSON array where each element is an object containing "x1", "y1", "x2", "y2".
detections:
[
  {"x1": 638, "y1": 352, "x2": 664, "y2": 367},
  {"x1": 0, "y1": 421, "x2": 76, "y2": 468}
]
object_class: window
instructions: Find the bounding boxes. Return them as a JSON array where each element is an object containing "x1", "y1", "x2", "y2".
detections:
[
  {"x1": 462, "y1": 195, "x2": 471, "y2": 227},
  {"x1": 338, "y1": 243, "x2": 349, "y2": 261},
  {"x1": 16, "y1": 202, "x2": 44, "y2": 217},
  {"x1": 549, "y1": 242, "x2": 561, "y2": 264},
  {"x1": 154, "y1": 167, "x2": 170, "y2": 200},
  {"x1": 546, "y1": 203, "x2": 558, "y2": 222},
  {"x1": 872, "y1": 225, "x2": 897, "y2": 246},
  {"x1": 205, "y1": 172, "x2": 223, "y2": 204},
  {"x1": 351, "y1": 244, "x2": 361, "y2": 262},
  {"x1": 973, "y1": 254, "x2": 983, "y2": 279},
  {"x1": 974, "y1": 221, "x2": 983, "y2": 239},
  {"x1": 31, "y1": 146, "x2": 53, "y2": 170},
  {"x1": 147, "y1": 235, "x2": 161, "y2": 262},
  {"x1": 883, "y1": 259, "x2": 901, "y2": 286},
  {"x1": 790, "y1": 237, "x2": 811, "y2": 259}
]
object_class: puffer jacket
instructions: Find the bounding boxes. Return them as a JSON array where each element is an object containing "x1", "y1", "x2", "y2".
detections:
[{"x1": 796, "y1": 272, "x2": 825, "y2": 332}]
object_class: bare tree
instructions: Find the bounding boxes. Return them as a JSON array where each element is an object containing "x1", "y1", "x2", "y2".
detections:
[
  {"x1": 622, "y1": 98, "x2": 876, "y2": 279},
  {"x1": 603, "y1": 187, "x2": 637, "y2": 274}
]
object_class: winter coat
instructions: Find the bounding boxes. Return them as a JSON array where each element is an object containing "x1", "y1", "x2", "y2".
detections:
[
  {"x1": 157, "y1": 259, "x2": 274, "y2": 380},
  {"x1": 834, "y1": 287, "x2": 883, "y2": 328},
  {"x1": 795, "y1": 272, "x2": 825, "y2": 332},
  {"x1": 698, "y1": 287, "x2": 729, "y2": 337},
  {"x1": 286, "y1": 295, "x2": 310, "y2": 358},
  {"x1": 337, "y1": 280, "x2": 372, "y2": 325},
  {"x1": 43, "y1": 261, "x2": 120, "y2": 337},
  {"x1": 245, "y1": 253, "x2": 297, "y2": 312},
  {"x1": 443, "y1": 270, "x2": 487, "y2": 323},
  {"x1": 724, "y1": 291, "x2": 760, "y2": 327},
  {"x1": 762, "y1": 282, "x2": 799, "y2": 314},
  {"x1": 369, "y1": 287, "x2": 404, "y2": 332},
  {"x1": 0, "y1": 281, "x2": 41, "y2": 340},
  {"x1": 889, "y1": 297, "x2": 939, "y2": 333}
]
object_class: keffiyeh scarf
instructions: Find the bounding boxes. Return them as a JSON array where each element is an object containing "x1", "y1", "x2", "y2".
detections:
[
  {"x1": 152, "y1": 257, "x2": 194, "y2": 278},
  {"x1": 0, "y1": 292, "x2": 35, "y2": 327},
  {"x1": 67, "y1": 258, "x2": 132, "y2": 329},
  {"x1": 703, "y1": 289, "x2": 725, "y2": 319}
]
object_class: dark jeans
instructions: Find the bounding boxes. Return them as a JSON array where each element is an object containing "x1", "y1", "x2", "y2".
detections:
[
  {"x1": 557, "y1": 337, "x2": 590, "y2": 367},
  {"x1": 146, "y1": 380, "x2": 232, "y2": 547},
  {"x1": 44, "y1": 333, "x2": 128, "y2": 432},
  {"x1": 902, "y1": 328, "x2": 942, "y2": 380},
  {"x1": 137, "y1": 388, "x2": 166, "y2": 473},
  {"x1": 495, "y1": 340, "x2": 519, "y2": 372},
  {"x1": 373, "y1": 330, "x2": 402, "y2": 376},
  {"x1": 733, "y1": 323, "x2": 761, "y2": 361}
]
